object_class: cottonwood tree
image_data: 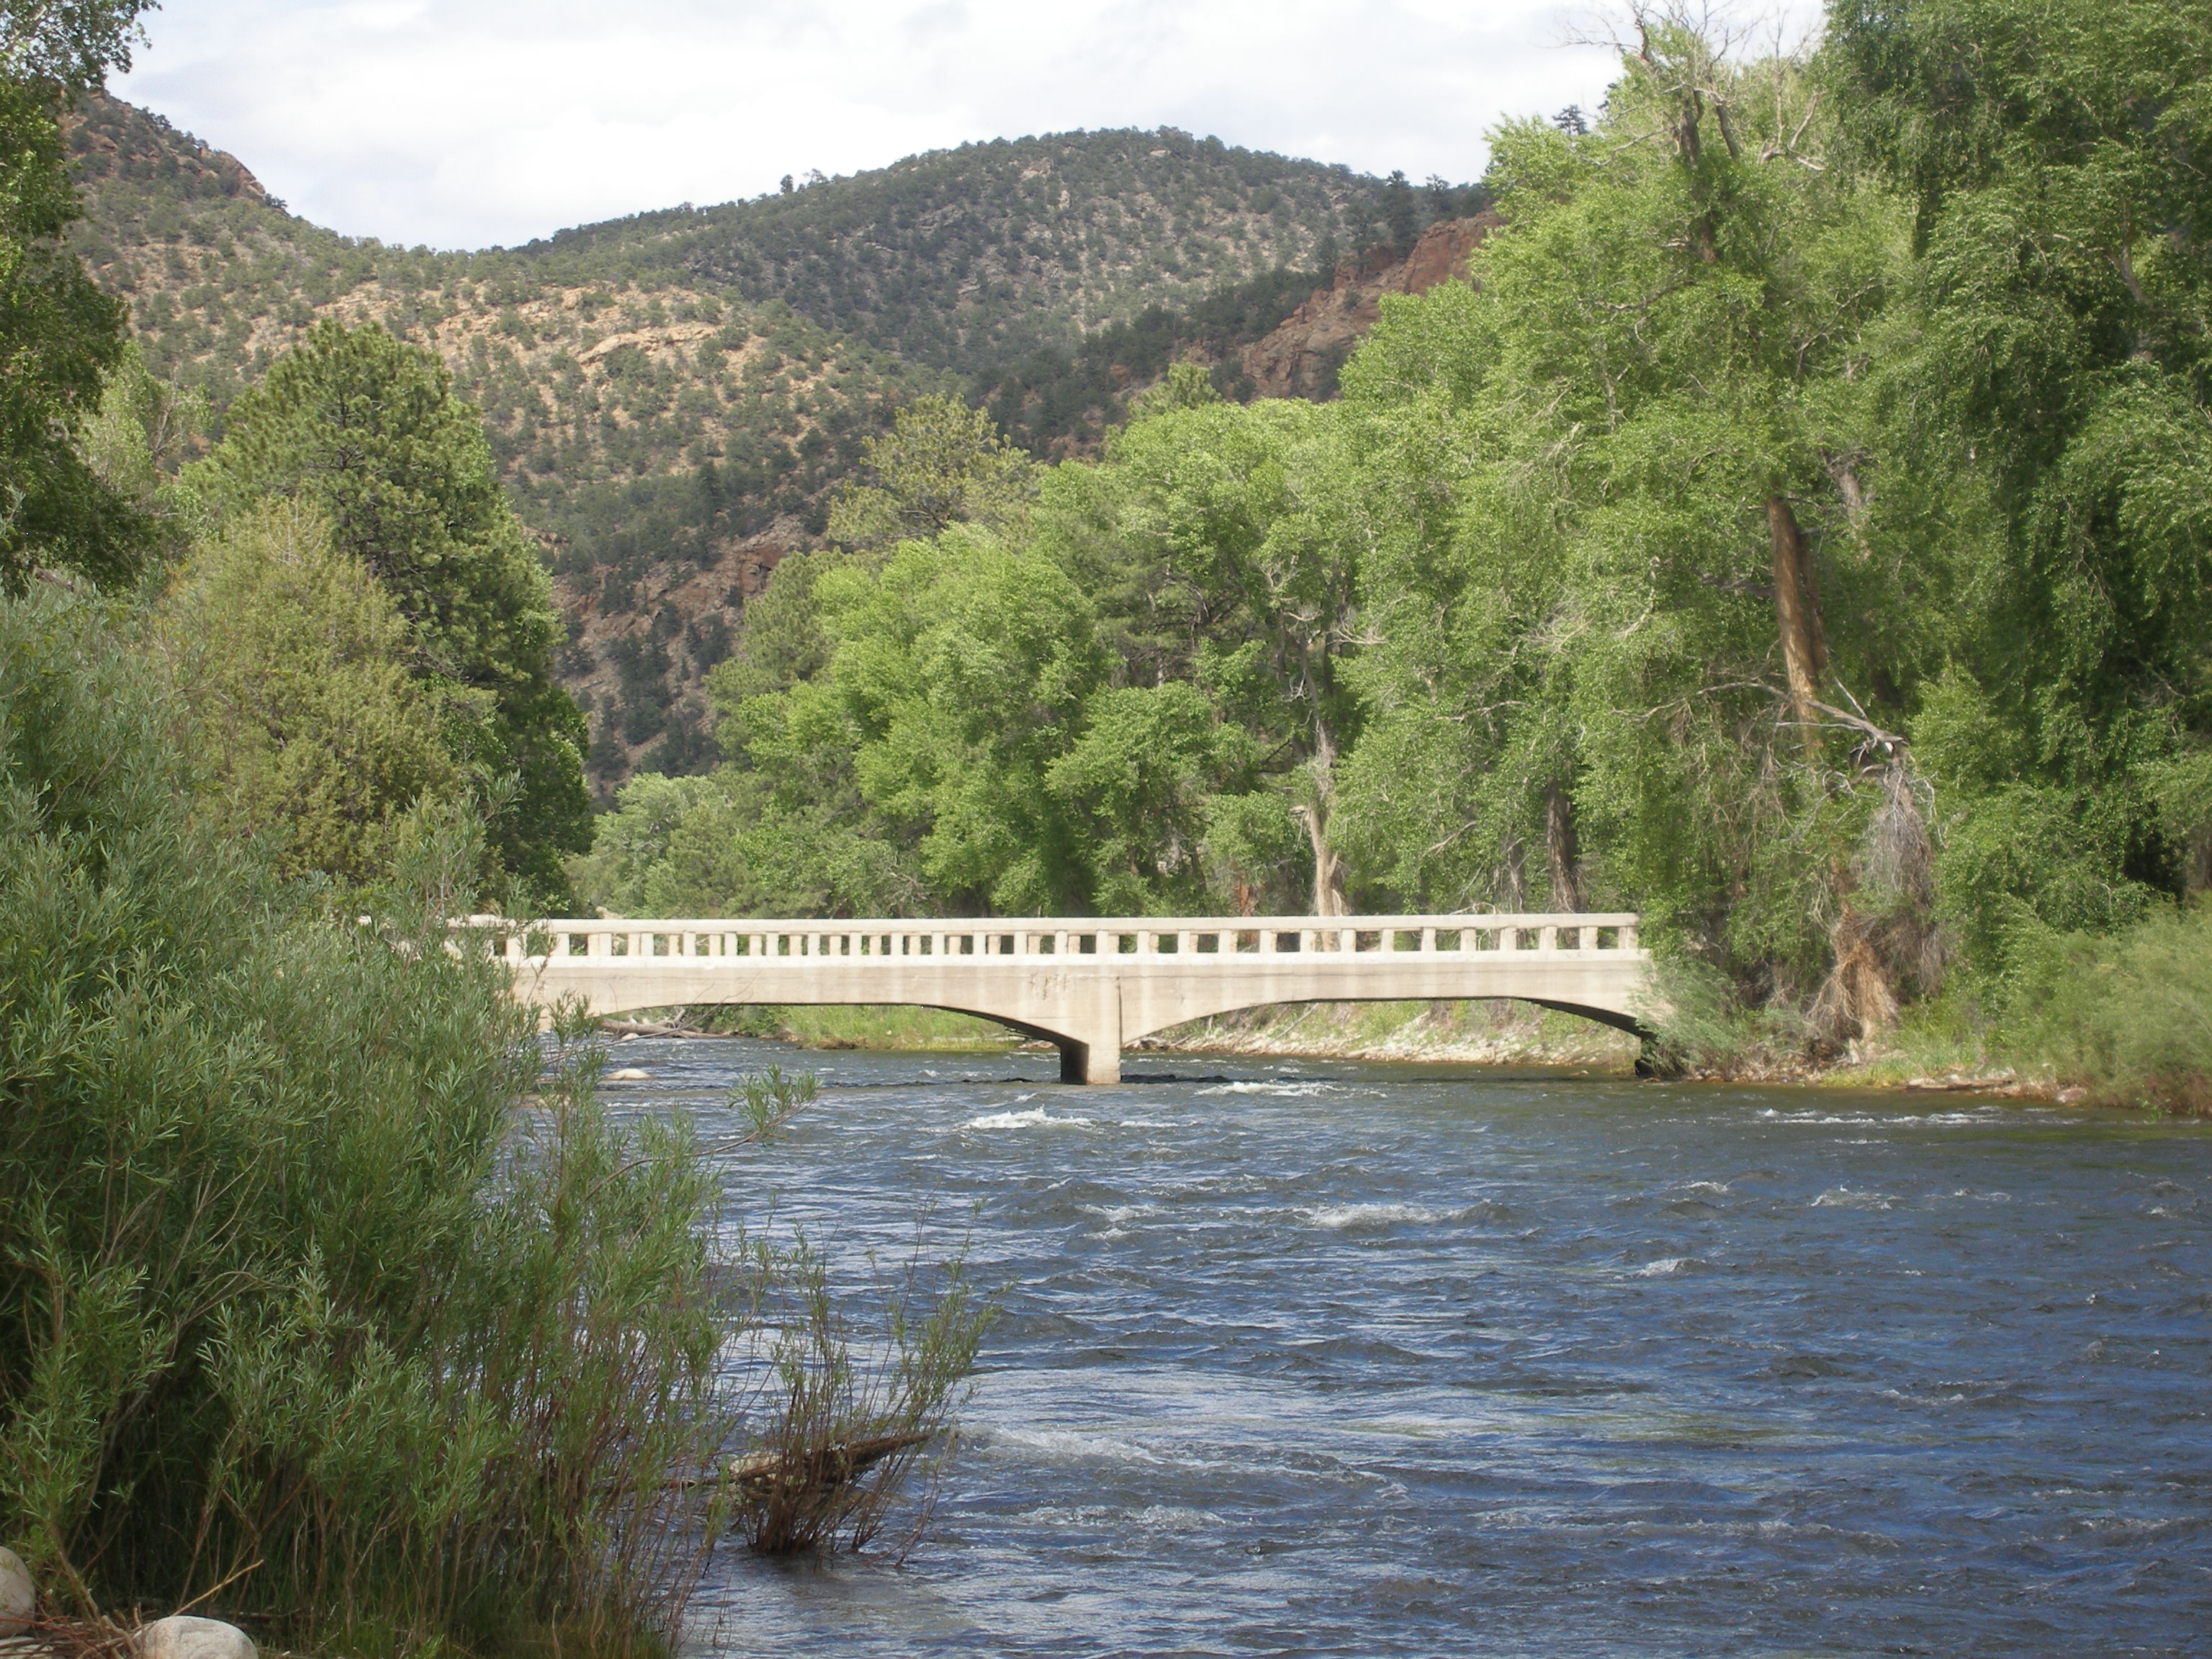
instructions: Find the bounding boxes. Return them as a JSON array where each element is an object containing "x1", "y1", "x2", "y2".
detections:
[
  {"x1": 1339, "y1": 9, "x2": 1925, "y2": 1031},
  {"x1": 1035, "y1": 369, "x2": 1372, "y2": 914},
  {"x1": 1827, "y1": 0, "x2": 2212, "y2": 966}
]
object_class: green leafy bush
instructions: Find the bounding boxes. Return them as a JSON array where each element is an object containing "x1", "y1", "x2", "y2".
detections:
[
  {"x1": 2007, "y1": 904, "x2": 2212, "y2": 1114},
  {"x1": 158, "y1": 499, "x2": 463, "y2": 886},
  {"x1": 0, "y1": 591, "x2": 732, "y2": 1653}
]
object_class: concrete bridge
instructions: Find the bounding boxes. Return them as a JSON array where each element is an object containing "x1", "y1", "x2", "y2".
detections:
[{"x1": 476, "y1": 913, "x2": 1655, "y2": 1084}]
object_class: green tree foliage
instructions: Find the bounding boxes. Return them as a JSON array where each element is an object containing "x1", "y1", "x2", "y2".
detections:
[
  {"x1": 0, "y1": 591, "x2": 732, "y2": 1647},
  {"x1": 191, "y1": 321, "x2": 591, "y2": 903},
  {"x1": 0, "y1": 74, "x2": 144, "y2": 591},
  {"x1": 2008, "y1": 900, "x2": 2212, "y2": 1112},
  {"x1": 1826, "y1": 0, "x2": 2212, "y2": 963},
  {"x1": 589, "y1": 389, "x2": 1353, "y2": 920},
  {"x1": 824, "y1": 393, "x2": 1039, "y2": 553},
  {"x1": 79, "y1": 341, "x2": 202, "y2": 565},
  {"x1": 158, "y1": 500, "x2": 462, "y2": 886},
  {"x1": 1, "y1": 0, "x2": 147, "y2": 86},
  {"x1": 1034, "y1": 371, "x2": 1371, "y2": 913},
  {"x1": 1334, "y1": 18, "x2": 1930, "y2": 1035}
]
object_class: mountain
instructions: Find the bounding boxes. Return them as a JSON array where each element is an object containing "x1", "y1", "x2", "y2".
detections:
[
  {"x1": 513, "y1": 130, "x2": 1391, "y2": 378},
  {"x1": 63, "y1": 95, "x2": 1467, "y2": 790},
  {"x1": 978, "y1": 210, "x2": 1495, "y2": 453}
]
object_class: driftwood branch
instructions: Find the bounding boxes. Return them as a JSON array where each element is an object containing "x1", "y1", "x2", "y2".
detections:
[{"x1": 1806, "y1": 698, "x2": 1907, "y2": 748}]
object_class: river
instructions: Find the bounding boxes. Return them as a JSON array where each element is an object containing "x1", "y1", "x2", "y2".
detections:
[{"x1": 599, "y1": 1037, "x2": 2211, "y2": 1658}]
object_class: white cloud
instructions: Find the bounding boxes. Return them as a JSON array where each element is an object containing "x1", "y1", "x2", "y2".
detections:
[{"x1": 109, "y1": 0, "x2": 1799, "y2": 251}]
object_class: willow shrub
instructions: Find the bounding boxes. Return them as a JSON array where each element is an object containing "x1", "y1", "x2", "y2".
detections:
[
  {"x1": 2005, "y1": 902, "x2": 2212, "y2": 1115},
  {"x1": 0, "y1": 592, "x2": 733, "y2": 1654}
]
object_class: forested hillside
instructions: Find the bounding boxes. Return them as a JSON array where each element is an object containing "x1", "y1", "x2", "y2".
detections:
[
  {"x1": 64, "y1": 96, "x2": 1439, "y2": 783},
  {"x1": 522, "y1": 130, "x2": 1394, "y2": 375}
]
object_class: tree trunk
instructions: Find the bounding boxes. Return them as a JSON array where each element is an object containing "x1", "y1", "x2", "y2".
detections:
[
  {"x1": 1296, "y1": 727, "x2": 1350, "y2": 918},
  {"x1": 1544, "y1": 780, "x2": 1583, "y2": 912},
  {"x1": 1766, "y1": 494, "x2": 1826, "y2": 759},
  {"x1": 1827, "y1": 892, "x2": 1900, "y2": 1040},
  {"x1": 1768, "y1": 495, "x2": 1897, "y2": 1038},
  {"x1": 1305, "y1": 814, "x2": 1348, "y2": 917}
]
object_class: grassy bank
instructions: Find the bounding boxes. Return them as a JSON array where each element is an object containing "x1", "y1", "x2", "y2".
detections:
[
  {"x1": 646, "y1": 966, "x2": 2212, "y2": 1115},
  {"x1": 663, "y1": 1004, "x2": 1030, "y2": 1051},
  {"x1": 642, "y1": 998, "x2": 1641, "y2": 1069},
  {"x1": 1138, "y1": 998, "x2": 1642, "y2": 1069}
]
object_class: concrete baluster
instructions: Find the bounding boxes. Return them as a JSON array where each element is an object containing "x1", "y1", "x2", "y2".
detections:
[
  {"x1": 1620, "y1": 923, "x2": 1638, "y2": 952},
  {"x1": 1498, "y1": 926, "x2": 1518, "y2": 953},
  {"x1": 1421, "y1": 927, "x2": 1437, "y2": 953},
  {"x1": 1539, "y1": 925, "x2": 1558, "y2": 952}
]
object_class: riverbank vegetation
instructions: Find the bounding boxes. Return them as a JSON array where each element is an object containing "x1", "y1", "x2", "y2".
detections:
[
  {"x1": 0, "y1": 593, "x2": 729, "y2": 1653},
  {"x1": 0, "y1": 585, "x2": 992, "y2": 1651},
  {"x1": 0, "y1": 9, "x2": 989, "y2": 1650},
  {"x1": 578, "y1": 0, "x2": 2212, "y2": 1111}
]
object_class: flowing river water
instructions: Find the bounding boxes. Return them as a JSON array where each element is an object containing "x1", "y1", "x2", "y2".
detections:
[{"x1": 601, "y1": 1037, "x2": 2211, "y2": 1658}]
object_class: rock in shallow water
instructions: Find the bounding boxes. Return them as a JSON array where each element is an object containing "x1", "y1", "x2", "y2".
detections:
[
  {"x1": 0, "y1": 1547, "x2": 32, "y2": 1634},
  {"x1": 135, "y1": 1617, "x2": 257, "y2": 1659}
]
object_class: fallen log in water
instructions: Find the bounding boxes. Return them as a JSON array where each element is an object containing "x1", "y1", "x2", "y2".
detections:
[
  {"x1": 726, "y1": 1431, "x2": 932, "y2": 1502},
  {"x1": 648, "y1": 1430, "x2": 935, "y2": 1503}
]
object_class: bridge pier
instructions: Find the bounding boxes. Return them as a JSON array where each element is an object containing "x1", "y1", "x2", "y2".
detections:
[
  {"x1": 1051, "y1": 989, "x2": 1121, "y2": 1084},
  {"x1": 1056, "y1": 1035, "x2": 1121, "y2": 1085}
]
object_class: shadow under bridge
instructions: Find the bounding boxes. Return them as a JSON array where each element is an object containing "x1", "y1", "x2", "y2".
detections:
[{"x1": 485, "y1": 914, "x2": 1656, "y2": 1084}]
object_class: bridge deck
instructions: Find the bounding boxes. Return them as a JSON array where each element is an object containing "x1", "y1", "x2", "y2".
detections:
[{"x1": 475, "y1": 914, "x2": 1653, "y2": 1083}]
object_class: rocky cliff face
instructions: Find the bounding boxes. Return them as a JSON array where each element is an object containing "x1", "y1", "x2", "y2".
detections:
[{"x1": 1238, "y1": 215, "x2": 1496, "y2": 399}]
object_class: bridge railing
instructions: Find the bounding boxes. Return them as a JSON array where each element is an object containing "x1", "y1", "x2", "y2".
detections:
[{"x1": 456, "y1": 913, "x2": 1642, "y2": 965}]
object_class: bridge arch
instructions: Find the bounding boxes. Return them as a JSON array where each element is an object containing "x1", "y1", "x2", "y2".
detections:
[{"x1": 491, "y1": 913, "x2": 1657, "y2": 1084}]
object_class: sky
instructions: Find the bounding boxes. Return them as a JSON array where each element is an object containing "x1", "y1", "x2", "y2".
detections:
[{"x1": 104, "y1": 0, "x2": 1714, "y2": 252}]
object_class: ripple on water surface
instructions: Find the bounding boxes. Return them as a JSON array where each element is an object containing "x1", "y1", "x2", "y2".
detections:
[{"x1": 604, "y1": 1038, "x2": 2212, "y2": 1658}]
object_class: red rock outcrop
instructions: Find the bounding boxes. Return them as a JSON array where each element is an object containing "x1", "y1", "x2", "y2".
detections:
[{"x1": 1238, "y1": 214, "x2": 1497, "y2": 400}]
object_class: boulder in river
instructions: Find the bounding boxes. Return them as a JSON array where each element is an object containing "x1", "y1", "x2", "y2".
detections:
[
  {"x1": 0, "y1": 1547, "x2": 32, "y2": 1635},
  {"x1": 135, "y1": 1616, "x2": 257, "y2": 1659}
]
